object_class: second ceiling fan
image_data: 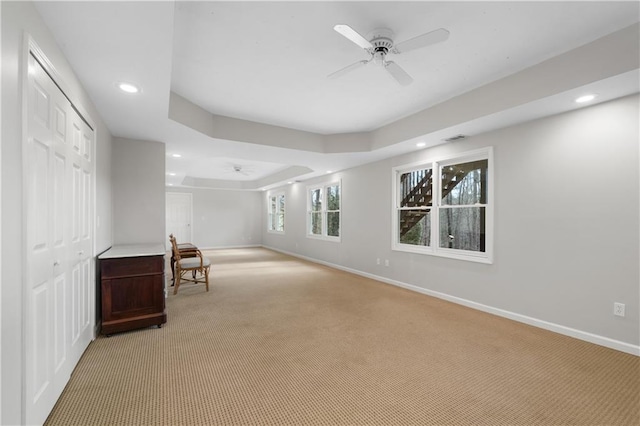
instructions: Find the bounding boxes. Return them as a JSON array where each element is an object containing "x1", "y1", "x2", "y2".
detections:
[{"x1": 329, "y1": 24, "x2": 450, "y2": 86}]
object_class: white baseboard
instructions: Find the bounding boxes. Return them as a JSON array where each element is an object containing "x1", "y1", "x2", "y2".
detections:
[
  {"x1": 200, "y1": 244, "x2": 261, "y2": 250},
  {"x1": 264, "y1": 245, "x2": 640, "y2": 356}
]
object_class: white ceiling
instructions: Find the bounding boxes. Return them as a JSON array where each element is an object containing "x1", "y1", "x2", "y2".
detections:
[{"x1": 34, "y1": 1, "x2": 640, "y2": 190}]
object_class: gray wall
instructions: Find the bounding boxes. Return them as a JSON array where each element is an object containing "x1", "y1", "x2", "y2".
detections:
[
  {"x1": 113, "y1": 138, "x2": 165, "y2": 245},
  {"x1": 168, "y1": 188, "x2": 263, "y2": 249},
  {"x1": 263, "y1": 94, "x2": 640, "y2": 351},
  {"x1": 1, "y1": 1, "x2": 114, "y2": 423},
  {"x1": 96, "y1": 125, "x2": 113, "y2": 253}
]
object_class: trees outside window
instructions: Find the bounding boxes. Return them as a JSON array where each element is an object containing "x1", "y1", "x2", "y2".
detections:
[
  {"x1": 326, "y1": 184, "x2": 340, "y2": 237},
  {"x1": 268, "y1": 193, "x2": 285, "y2": 233},
  {"x1": 393, "y1": 148, "x2": 493, "y2": 263},
  {"x1": 308, "y1": 182, "x2": 341, "y2": 241}
]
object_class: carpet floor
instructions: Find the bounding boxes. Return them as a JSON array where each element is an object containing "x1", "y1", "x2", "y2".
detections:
[{"x1": 45, "y1": 247, "x2": 639, "y2": 425}]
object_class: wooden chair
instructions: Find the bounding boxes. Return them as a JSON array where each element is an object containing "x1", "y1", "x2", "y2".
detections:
[
  {"x1": 169, "y1": 233, "x2": 199, "y2": 283},
  {"x1": 170, "y1": 235, "x2": 211, "y2": 294}
]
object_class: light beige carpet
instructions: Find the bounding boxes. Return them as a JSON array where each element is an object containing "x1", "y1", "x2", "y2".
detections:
[{"x1": 46, "y1": 248, "x2": 639, "y2": 425}]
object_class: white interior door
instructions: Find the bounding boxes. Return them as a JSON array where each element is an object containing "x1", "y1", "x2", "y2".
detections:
[
  {"x1": 166, "y1": 192, "x2": 193, "y2": 248},
  {"x1": 25, "y1": 52, "x2": 94, "y2": 425}
]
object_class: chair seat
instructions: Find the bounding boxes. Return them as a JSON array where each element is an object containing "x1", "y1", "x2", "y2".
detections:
[
  {"x1": 177, "y1": 243, "x2": 197, "y2": 250},
  {"x1": 179, "y1": 257, "x2": 211, "y2": 269}
]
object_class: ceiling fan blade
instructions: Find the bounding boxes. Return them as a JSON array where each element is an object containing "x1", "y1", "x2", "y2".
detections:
[
  {"x1": 334, "y1": 24, "x2": 373, "y2": 50},
  {"x1": 328, "y1": 60, "x2": 369, "y2": 79},
  {"x1": 384, "y1": 61, "x2": 413, "y2": 86},
  {"x1": 393, "y1": 28, "x2": 450, "y2": 54}
]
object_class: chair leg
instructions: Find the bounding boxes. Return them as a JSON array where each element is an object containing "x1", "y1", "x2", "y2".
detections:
[
  {"x1": 204, "y1": 266, "x2": 210, "y2": 292},
  {"x1": 174, "y1": 270, "x2": 181, "y2": 295}
]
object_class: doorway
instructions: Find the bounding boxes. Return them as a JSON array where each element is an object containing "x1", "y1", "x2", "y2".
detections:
[{"x1": 166, "y1": 192, "x2": 193, "y2": 248}]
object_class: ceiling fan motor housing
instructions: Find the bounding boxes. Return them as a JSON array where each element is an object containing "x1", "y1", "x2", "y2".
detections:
[{"x1": 367, "y1": 28, "x2": 395, "y2": 64}]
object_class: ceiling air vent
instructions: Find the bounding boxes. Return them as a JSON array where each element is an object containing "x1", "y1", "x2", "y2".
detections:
[{"x1": 443, "y1": 134, "x2": 467, "y2": 142}]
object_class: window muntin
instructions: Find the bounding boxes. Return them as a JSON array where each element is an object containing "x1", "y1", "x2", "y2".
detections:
[
  {"x1": 307, "y1": 181, "x2": 341, "y2": 241},
  {"x1": 267, "y1": 193, "x2": 285, "y2": 233},
  {"x1": 393, "y1": 148, "x2": 492, "y2": 263}
]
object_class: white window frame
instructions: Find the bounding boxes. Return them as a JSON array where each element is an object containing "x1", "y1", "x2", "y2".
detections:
[
  {"x1": 306, "y1": 180, "x2": 341, "y2": 242},
  {"x1": 392, "y1": 147, "x2": 493, "y2": 264},
  {"x1": 267, "y1": 192, "x2": 285, "y2": 234}
]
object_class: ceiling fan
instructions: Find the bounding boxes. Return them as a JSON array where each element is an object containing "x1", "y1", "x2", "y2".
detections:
[
  {"x1": 231, "y1": 165, "x2": 251, "y2": 176},
  {"x1": 329, "y1": 24, "x2": 450, "y2": 86}
]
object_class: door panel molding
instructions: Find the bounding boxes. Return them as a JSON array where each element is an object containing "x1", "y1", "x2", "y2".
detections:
[
  {"x1": 23, "y1": 35, "x2": 96, "y2": 425},
  {"x1": 166, "y1": 192, "x2": 193, "y2": 249}
]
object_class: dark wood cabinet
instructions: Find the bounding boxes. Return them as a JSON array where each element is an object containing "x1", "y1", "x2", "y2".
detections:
[{"x1": 99, "y1": 244, "x2": 167, "y2": 335}]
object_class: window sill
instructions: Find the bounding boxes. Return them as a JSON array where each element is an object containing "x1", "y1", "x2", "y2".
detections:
[
  {"x1": 307, "y1": 234, "x2": 341, "y2": 243},
  {"x1": 392, "y1": 244, "x2": 492, "y2": 264}
]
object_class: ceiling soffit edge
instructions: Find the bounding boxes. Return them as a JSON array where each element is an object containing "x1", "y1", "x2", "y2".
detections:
[
  {"x1": 371, "y1": 22, "x2": 640, "y2": 150},
  {"x1": 168, "y1": 23, "x2": 639, "y2": 156},
  {"x1": 180, "y1": 165, "x2": 314, "y2": 191}
]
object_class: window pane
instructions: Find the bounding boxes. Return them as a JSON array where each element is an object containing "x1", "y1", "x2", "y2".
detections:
[
  {"x1": 327, "y1": 212, "x2": 340, "y2": 237},
  {"x1": 441, "y1": 160, "x2": 488, "y2": 206},
  {"x1": 399, "y1": 210, "x2": 431, "y2": 246},
  {"x1": 400, "y1": 169, "x2": 432, "y2": 207},
  {"x1": 278, "y1": 195, "x2": 285, "y2": 214},
  {"x1": 311, "y1": 188, "x2": 322, "y2": 211},
  {"x1": 327, "y1": 185, "x2": 340, "y2": 210},
  {"x1": 277, "y1": 213, "x2": 284, "y2": 232},
  {"x1": 439, "y1": 207, "x2": 485, "y2": 252},
  {"x1": 310, "y1": 212, "x2": 322, "y2": 235}
]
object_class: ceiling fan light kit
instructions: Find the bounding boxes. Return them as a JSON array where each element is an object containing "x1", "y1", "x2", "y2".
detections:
[{"x1": 330, "y1": 24, "x2": 450, "y2": 86}]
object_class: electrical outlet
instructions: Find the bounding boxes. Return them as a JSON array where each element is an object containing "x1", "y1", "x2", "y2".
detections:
[
  {"x1": 384, "y1": 259, "x2": 390, "y2": 267},
  {"x1": 613, "y1": 303, "x2": 625, "y2": 317},
  {"x1": 376, "y1": 258, "x2": 380, "y2": 265}
]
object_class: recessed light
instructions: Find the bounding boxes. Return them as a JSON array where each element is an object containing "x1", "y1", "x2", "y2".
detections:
[
  {"x1": 575, "y1": 94, "x2": 596, "y2": 103},
  {"x1": 287, "y1": 181, "x2": 293, "y2": 184},
  {"x1": 326, "y1": 170, "x2": 333, "y2": 174},
  {"x1": 416, "y1": 142, "x2": 426, "y2": 148},
  {"x1": 117, "y1": 82, "x2": 140, "y2": 94},
  {"x1": 167, "y1": 183, "x2": 173, "y2": 186},
  {"x1": 167, "y1": 172, "x2": 176, "y2": 176},
  {"x1": 171, "y1": 154, "x2": 181, "y2": 158}
]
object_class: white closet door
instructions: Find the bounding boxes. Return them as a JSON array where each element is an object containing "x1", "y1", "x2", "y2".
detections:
[
  {"x1": 67, "y1": 103, "x2": 93, "y2": 368},
  {"x1": 25, "y1": 53, "x2": 94, "y2": 425},
  {"x1": 166, "y1": 192, "x2": 193, "y2": 247}
]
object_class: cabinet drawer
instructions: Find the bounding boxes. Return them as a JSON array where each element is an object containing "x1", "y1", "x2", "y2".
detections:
[{"x1": 101, "y1": 255, "x2": 163, "y2": 278}]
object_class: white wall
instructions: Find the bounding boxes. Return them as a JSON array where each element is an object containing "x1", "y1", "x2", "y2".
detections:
[
  {"x1": 1, "y1": 1, "x2": 113, "y2": 423},
  {"x1": 263, "y1": 94, "x2": 640, "y2": 353},
  {"x1": 168, "y1": 187, "x2": 263, "y2": 249},
  {"x1": 96, "y1": 124, "x2": 113, "y2": 253},
  {"x1": 112, "y1": 138, "x2": 165, "y2": 245}
]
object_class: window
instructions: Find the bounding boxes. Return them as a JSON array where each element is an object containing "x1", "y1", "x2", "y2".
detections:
[
  {"x1": 268, "y1": 193, "x2": 285, "y2": 233},
  {"x1": 307, "y1": 181, "x2": 341, "y2": 241},
  {"x1": 392, "y1": 147, "x2": 492, "y2": 263}
]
